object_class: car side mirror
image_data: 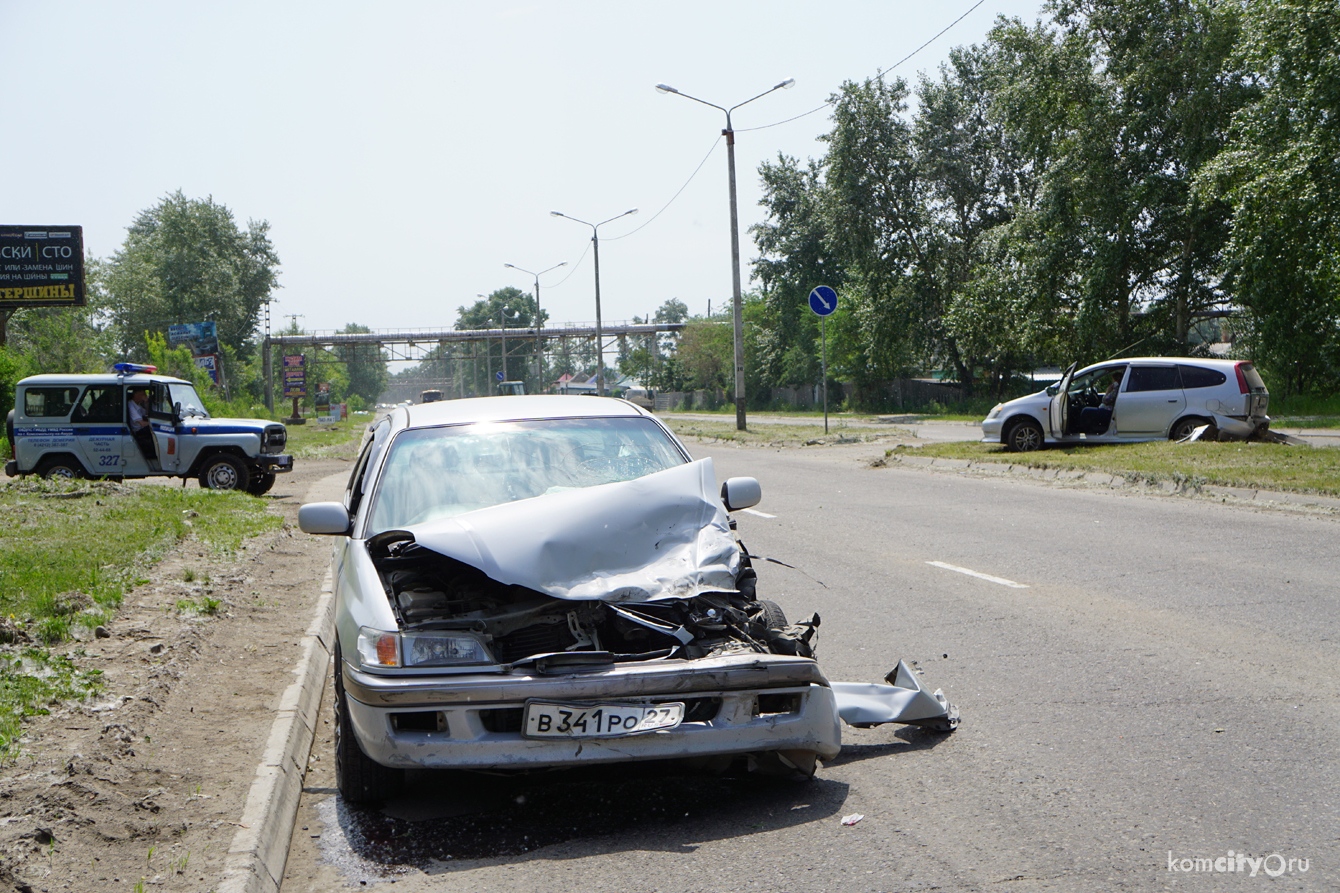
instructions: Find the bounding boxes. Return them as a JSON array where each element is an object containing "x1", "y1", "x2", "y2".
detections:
[
  {"x1": 298, "y1": 502, "x2": 353, "y2": 536},
  {"x1": 1045, "y1": 385, "x2": 1059, "y2": 396},
  {"x1": 720, "y1": 477, "x2": 762, "y2": 512},
  {"x1": 173, "y1": 401, "x2": 184, "y2": 421}
]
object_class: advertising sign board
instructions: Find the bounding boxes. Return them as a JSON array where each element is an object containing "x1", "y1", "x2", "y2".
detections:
[
  {"x1": 169, "y1": 321, "x2": 220, "y2": 356},
  {"x1": 282, "y1": 354, "x2": 306, "y2": 398},
  {"x1": 0, "y1": 226, "x2": 86, "y2": 310}
]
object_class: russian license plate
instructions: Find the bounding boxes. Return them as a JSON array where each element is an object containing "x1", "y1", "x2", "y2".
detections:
[{"x1": 523, "y1": 701, "x2": 684, "y2": 739}]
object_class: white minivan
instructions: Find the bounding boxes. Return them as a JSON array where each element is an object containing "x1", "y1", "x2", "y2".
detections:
[{"x1": 981, "y1": 357, "x2": 1270, "y2": 452}]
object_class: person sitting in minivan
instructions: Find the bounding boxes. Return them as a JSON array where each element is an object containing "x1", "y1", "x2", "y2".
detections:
[
  {"x1": 1080, "y1": 372, "x2": 1122, "y2": 435},
  {"x1": 128, "y1": 388, "x2": 158, "y2": 467}
]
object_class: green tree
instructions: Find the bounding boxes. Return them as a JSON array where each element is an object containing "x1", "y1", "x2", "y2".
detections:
[
  {"x1": 103, "y1": 191, "x2": 280, "y2": 361},
  {"x1": 456, "y1": 287, "x2": 540, "y2": 393},
  {"x1": 1194, "y1": 0, "x2": 1340, "y2": 394},
  {"x1": 989, "y1": 1, "x2": 1246, "y2": 359},
  {"x1": 336, "y1": 323, "x2": 389, "y2": 405}
]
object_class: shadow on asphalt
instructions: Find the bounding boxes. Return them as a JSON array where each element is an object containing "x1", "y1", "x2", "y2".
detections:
[{"x1": 322, "y1": 762, "x2": 849, "y2": 874}]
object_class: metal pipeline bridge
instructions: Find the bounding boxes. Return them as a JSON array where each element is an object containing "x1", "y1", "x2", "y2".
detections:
[{"x1": 262, "y1": 320, "x2": 685, "y2": 407}]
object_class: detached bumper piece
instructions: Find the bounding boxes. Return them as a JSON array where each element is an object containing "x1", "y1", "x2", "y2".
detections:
[
  {"x1": 1182, "y1": 415, "x2": 1304, "y2": 445},
  {"x1": 831, "y1": 660, "x2": 960, "y2": 733}
]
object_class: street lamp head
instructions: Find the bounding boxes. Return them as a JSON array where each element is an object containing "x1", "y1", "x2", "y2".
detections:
[
  {"x1": 778, "y1": 77, "x2": 796, "y2": 90},
  {"x1": 655, "y1": 83, "x2": 678, "y2": 94},
  {"x1": 549, "y1": 210, "x2": 565, "y2": 218}
]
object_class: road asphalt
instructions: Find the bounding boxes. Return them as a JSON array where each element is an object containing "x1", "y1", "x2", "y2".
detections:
[{"x1": 233, "y1": 419, "x2": 1338, "y2": 892}]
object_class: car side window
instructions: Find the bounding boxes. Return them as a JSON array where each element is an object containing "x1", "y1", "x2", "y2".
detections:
[
  {"x1": 1126, "y1": 366, "x2": 1181, "y2": 392},
  {"x1": 23, "y1": 387, "x2": 80, "y2": 418},
  {"x1": 1178, "y1": 365, "x2": 1226, "y2": 389},
  {"x1": 346, "y1": 419, "x2": 390, "y2": 514},
  {"x1": 71, "y1": 386, "x2": 124, "y2": 423}
]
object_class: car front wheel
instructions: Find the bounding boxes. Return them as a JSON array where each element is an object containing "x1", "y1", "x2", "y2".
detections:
[
  {"x1": 1004, "y1": 419, "x2": 1044, "y2": 452},
  {"x1": 334, "y1": 647, "x2": 404, "y2": 804},
  {"x1": 198, "y1": 455, "x2": 250, "y2": 491},
  {"x1": 246, "y1": 471, "x2": 276, "y2": 496}
]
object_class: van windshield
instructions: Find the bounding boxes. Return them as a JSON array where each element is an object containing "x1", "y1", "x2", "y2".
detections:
[{"x1": 168, "y1": 384, "x2": 210, "y2": 419}]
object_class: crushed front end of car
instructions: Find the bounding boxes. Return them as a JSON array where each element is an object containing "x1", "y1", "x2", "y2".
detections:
[
  {"x1": 307, "y1": 454, "x2": 958, "y2": 802},
  {"x1": 327, "y1": 460, "x2": 846, "y2": 788}
]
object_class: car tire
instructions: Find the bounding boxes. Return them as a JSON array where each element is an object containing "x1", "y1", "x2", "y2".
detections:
[
  {"x1": 246, "y1": 471, "x2": 276, "y2": 496},
  {"x1": 334, "y1": 647, "x2": 404, "y2": 804},
  {"x1": 1170, "y1": 416, "x2": 1211, "y2": 441},
  {"x1": 37, "y1": 457, "x2": 85, "y2": 480},
  {"x1": 198, "y1": 455, "x2": 251, "y2": 491},
  {"x1": 758, "y1": 600, "x2": 789, "y2": 631},
  {"x1": 1004, "y1": 419, "x2": 1044, "y2": 452}
]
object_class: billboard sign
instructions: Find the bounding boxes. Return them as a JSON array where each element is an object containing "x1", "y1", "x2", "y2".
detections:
[
  {"x1": 194, "y1": 354, "x2": 220, "y2": 385},
  {"x1": 282, "y1": 354, "x2": 306, "y2": 398},
  {"x1": 0, "y1": 226, "x2": 86, "y2": 310},
  {"x1": 169, "y1": 321, "x2": 220, "y2": 356}
]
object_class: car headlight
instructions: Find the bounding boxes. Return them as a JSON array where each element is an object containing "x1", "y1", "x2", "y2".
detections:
[
  {"x1": 356, "y1": 626, "x2": 491, "y2": 668},
  {"x1": 985, "y1": 404, "x2": 1004, "y2": 421}
]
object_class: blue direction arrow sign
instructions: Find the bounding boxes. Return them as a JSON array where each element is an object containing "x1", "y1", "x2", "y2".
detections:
[
  {"x1": 496, "y1": 371, "x2": 504, "y2": 381},
  {"x1": 809, "y1": 285, "x2": 837, "y2": 317}
]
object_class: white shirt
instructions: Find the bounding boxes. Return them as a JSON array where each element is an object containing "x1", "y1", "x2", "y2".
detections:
[{"x1": 129, "y1": 399, "x2": 149, "y2": 429}]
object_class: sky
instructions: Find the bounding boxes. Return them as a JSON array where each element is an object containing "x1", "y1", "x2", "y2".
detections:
[{"x1": 2, "y1": 1, "x2": 1045, "y2": 339}]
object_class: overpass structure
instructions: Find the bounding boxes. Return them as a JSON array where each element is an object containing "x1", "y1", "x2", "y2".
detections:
[{"x1": 262, "y1": 320, "x2": 685, "y2": 408}]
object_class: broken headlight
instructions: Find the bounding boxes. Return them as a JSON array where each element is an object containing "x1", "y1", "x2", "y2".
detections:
[{"x1": 357, "y1": 626, "x2": 491, "y2": 668}]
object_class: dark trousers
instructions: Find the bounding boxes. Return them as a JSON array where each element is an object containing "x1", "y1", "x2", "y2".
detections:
[
  {"x1": 1079, "y1": 407, "x2": 1112, "y2": 435},
  {"x1": 132, "y1": 426, "x2": 157, "y2": 461}
]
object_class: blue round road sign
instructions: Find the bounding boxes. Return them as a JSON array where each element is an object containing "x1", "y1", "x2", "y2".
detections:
[
  {"x1": 809, "y1": 286, "x2": 837, "y2": 317},
  {"x1": 496, "y1": 371, "x2": 504, "y2": 381}
]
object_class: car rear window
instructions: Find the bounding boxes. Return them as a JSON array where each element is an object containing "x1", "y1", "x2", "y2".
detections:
[
  {"x1": 1177, "y1": 365, "x2": 1227, "y2": 389},
  {"x1": 1126, "y1": 366, "x2": 1181, "y2": 392},
  {"x1": 1238, "y1": 363, "x2": 1267, "y2": 391}
]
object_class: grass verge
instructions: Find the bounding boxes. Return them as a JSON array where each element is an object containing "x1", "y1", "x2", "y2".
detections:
[
  {"x1": 284, "y1": 411, "x2": 372, "y2": 460},
  {"x1": 0, "y1": 478, "x2": 282, "y2": 757},
  {"x1": 893, "y1": 440, "x2": 1340, "y2": 497},
  {"x1": 664, "y1": 417, "x2": 908, "y2": 447}
]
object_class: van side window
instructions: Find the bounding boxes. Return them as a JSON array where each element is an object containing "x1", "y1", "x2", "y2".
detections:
[
  {"x1": 71, "y1": 386, "x2": 124, "y2": 423},
  {"x1": 23, "y1": 387, "x2": 80, "y2": 418},
  {"x1": 1177, "y1": 365, "x2": 1226, "y2": 389},
  {"x1": 1126, "y1": 366, "x2": 1181, "y2": 392}
]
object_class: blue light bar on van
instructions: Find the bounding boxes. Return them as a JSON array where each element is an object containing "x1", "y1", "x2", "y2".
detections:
[{"x1": 113, "y1": 363, "x2": 158, "y2": 374}]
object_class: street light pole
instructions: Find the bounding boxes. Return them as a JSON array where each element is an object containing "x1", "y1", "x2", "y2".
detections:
[
  {"x1": 656, "y1": 77, "x2": 795, "y2": 431},
  {"x1": 505, "y1": 261, "x2": 567, "y2": 392},
  {"x1": 550, "y1": 209, "x2": 638, "y2": 397}
]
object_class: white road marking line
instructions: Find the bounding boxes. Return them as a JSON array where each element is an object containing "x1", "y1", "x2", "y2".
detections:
[
  {"x1": 742, "y1": 508, "x2": 776, "y2": 518},
  {"x1": 927, "y1": 561, "x2": 1028, "y2": 589}
]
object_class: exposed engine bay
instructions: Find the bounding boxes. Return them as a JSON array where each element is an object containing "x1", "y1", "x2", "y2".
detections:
[{"x1": 367, "y1": 531, "x2": 820, "y2": 666}]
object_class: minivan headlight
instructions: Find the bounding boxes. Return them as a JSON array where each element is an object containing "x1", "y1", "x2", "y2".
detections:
[{"x1": 356, "y1": 626, "x2": 491, "y2": 668}]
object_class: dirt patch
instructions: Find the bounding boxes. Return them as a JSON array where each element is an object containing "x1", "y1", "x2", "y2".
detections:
[{"x1": 0, "y1": 458, "x2": 350, "y2": 892}]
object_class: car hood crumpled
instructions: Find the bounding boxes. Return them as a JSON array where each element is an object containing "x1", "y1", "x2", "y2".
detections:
[{"x1": 394, "y1": 458, "x2": 741, "y2": 603}]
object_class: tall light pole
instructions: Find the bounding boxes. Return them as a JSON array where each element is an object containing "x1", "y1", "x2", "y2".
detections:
[
  {"x1": 505, "y1": 261, "x2": 567, "y2": 391},
  {"x1": 656, "y1": 77, "x2": 795, "y2": 431},
  {"x1": 550, "y1": 209, "x2": 638, "y2": 396}
]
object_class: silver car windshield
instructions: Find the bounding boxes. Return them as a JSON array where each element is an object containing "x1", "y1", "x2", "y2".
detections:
[{"x1": 366, "y1": 416, "x2": 688, "y2": 533}]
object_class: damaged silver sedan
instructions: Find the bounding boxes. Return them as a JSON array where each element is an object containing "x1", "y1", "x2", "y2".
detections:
[{"x1": 300, "y1": 396, "x2": 955, "y2": 803}]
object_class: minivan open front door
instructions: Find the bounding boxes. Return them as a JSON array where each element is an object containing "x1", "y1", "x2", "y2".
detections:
[{"x1": 1049, "y1": 363, "x2": 1078, "y2": 438}]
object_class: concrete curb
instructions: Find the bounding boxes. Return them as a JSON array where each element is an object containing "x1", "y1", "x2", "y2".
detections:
[
  {"x1": 219, "y1": 571, "x2": 335, "y2": 893},
  {"x1": 882, "y1": 453, "x2": 1340, "y2": 513}
]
